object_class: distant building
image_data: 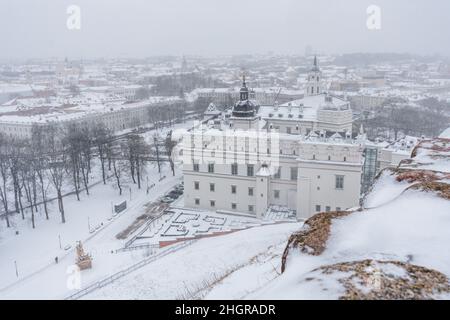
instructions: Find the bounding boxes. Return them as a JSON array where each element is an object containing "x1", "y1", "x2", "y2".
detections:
[
  {"x1": 0, "y1": 95, "x2": 184, "y2": 139},
  {"x1": 182, "y1": 58, "x2": 414, "y2": 220}
]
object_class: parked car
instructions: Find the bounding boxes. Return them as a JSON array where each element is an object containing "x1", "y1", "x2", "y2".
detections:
[{"x1": 161, "y1": 197, "x2": 175, "y2": 203}]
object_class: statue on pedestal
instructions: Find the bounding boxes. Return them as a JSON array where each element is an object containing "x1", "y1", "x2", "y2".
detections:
[{"x1": 75, "y1": 241, "x2": 92, "y2": 270}]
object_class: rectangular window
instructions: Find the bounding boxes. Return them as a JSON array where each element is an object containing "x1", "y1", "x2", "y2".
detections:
[
  {"x1": 248, "y1": 205, "x2": 254, "y2": 212},
  {"x1": 248, "y1": 187, "x2": 254, "y2": 196},
  {"x1": 193, "y1": 163, "x2": 199, "y2": 172},
  {"x1": 274, "y1": 190, "x2": 280, "y2": 199},
  {"x1": 210, "y1": 183, "x2": 215, "y2": 192},
  {"x1": 336, "y1": 207, "x2": 341, "y2": 211},
  {"x1": 194, "y1": 181, "x2": 199, "y2": 190},
  {"x1": 208, "y1": 163, "x2": 215, "y2": 173},
  {"x1": 231, "y1": 185, "x2": 236, "y2": 194},
  {"x1": 290, "y1": 167, "x2": 298, "y2": 181},
  {"x1": 335, "y1": 175, "x2": 344, "y2": 189},
  {"x1": 210, "y1": 200, "x2": 215, "y2": 207},
  {"x1": 195, "y1": 198, "x2": 200, "y2": 205},
  {"x1": 286, "y1": 127, "x2": 291, "y2": 134},
  {"x1": 231, "y1": 163, "x2": 238, "y2": 175},
  {"x1": 315, "y1": 205, "x2": 321, "y2": 212},
  {"x1": 247, "y1": 164, "x2": 254, "y2": 177},
  {"x1": 326, "y1": 206, "x2": 331, "y2": 212},
  {"x1": 231, "y1": 203, "x2": 237, "y2": 210}
]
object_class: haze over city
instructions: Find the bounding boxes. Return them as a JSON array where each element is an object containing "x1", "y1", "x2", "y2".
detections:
[{"x1": 1, "y1": 0, "x2": 450, "y2": 59}]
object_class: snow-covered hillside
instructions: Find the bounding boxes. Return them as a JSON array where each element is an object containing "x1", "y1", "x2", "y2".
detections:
[
  {"x1": 249, "y1": 137, "x2": 450, "y2": 299},
  {"x1": 85, "y1": 222, "x2": 301, "y2": 299}
]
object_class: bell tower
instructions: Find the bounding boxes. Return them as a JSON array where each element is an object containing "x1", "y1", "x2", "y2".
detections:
[{"x1": 305, "y1": 55, "x2": 322, "y2": 96}]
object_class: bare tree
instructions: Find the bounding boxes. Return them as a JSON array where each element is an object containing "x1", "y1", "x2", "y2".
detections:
[
  {"x1": 124, "y1": 134, "x2": 149, "y2": 189},
  {"x1": 47, "y1": 124, "x2": 67, "y2": 223},
  {"x1": 79, "y1": 124, "x2": 93, "y2": 195},
  {"x1": 112, "y1": 158, "x2": 123, "y2": 195},
  {"x1": 31, "y1": 124, "x2": 50, "y2": 219},
  {"x1": 0, "y1": 133, "x2": 11, "y2": 228},
  {"x1": 20, "y1": 148, "x2": 38, "y2": 229},
  {"x1": 92, "y1": 123, "x2": 112, "y2": 185},
  {"x1": 63, "y1": 123, "x2": 82, "y2": 200},
  {"x1": 165, "y1": 130, "x2": 177, "y2": 176},
  {"x1": 153, "y1": 134, "x2": 162, "y2": 175}
]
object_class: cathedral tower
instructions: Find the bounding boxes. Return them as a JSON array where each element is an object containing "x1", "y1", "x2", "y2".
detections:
[{"x1": 305, "y1": 55, "x2": 323, "y2": 96}]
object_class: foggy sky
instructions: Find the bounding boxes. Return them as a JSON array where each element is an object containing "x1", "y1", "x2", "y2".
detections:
[{"x1": 1, "y1": 0, "x2": 450, "y2": 60}]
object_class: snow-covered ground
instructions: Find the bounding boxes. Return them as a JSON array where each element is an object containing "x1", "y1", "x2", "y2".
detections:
[
  {"x1": 251, "y1": 190, "x2": 450, "y2": 299},
  {"x1": 0, "y1": 163, "x2": 182, "y2": 299},
  {"x1": 246, "y1": 137, "x2": 450, "y2": 299},
  {"x1": 363, "y1": 170, "x2": 412, "y2": 208},
  {"x1": 84, "y1": 222, "x2": 301, "y2": 300},
  {"x1": 0, "y1": 121, "x2": 198, "y2": 299}
]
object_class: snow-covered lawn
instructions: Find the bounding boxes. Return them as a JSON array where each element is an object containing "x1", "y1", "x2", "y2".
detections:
[
  {"x1": 84, "y1": 222, "x2": 302, "y2": 300},
  {"x1": 0, "y1": 163, "x2": 182, "y2": 299}
]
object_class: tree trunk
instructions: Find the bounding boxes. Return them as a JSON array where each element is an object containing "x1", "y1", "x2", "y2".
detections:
[
  {"x1": 81, "y1": 165, "x2": 89, "y2": 195},
  {"x1": 113, "y1": 161, "x2": 122, "y2": 195},
  {"x1": 136, "y1": 159, "x2": 141, "y2": 189},
  {"x1": 72, "y1": 167, "x2": 80, "y2": 201},
  {"x1": 58, "y1": 189, "x2": 65, "y2": 223},
  {"x1": 38, "y1": 174, "x2": 49, "y2": 220},
  {"x1": 100, "y1": 157, "x2": 106, "y2": 184},
  {"x1": 0, "y1": 191, "x2": 9, "y2": 228},
  {"x1": 18, "y1": 187, "x2": 24, "y2": 220}
]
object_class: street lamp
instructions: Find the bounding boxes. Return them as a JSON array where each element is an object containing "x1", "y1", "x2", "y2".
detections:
[{"x1": 14, "y1": 260, "x2": 18, "y2": 277}]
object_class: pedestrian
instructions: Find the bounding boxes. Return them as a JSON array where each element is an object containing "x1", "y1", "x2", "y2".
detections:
[{"x1": 55, "y1": 256, "x2": 59, "y2": 264}]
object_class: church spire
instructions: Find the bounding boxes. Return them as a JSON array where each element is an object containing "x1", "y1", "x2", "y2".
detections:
[
  {"x1": 239, "y1": 73, "x2": 249, "y2": 101},
  {"x1": 306, "y1": 56, "x2": 322, "y2": 96},
  {"x1": 311, "y1": 55, "x2": 319, "y2": 72}
]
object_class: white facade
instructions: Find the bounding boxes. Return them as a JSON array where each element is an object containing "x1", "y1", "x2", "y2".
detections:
[
  {"x1": 182, "y1": 126, "x2": 364, "y2": 220},
  {"x1": 182, "y1": 59, "x2": 365, "y2": 220}
]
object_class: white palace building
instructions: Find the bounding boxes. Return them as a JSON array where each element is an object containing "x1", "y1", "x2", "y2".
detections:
[{"x1": 181, "y1": 58, "x2": 412, "y2": 220}]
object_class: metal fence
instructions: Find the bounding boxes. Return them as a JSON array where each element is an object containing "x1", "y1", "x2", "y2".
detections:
[{"x1": 65, "y1": 240, "x2": 195, "y2": 300}]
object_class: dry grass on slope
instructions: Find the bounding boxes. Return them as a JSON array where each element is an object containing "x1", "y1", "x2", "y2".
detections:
[
  {"x1": 407, "y1": 181, "x2": 450, "y2": 200},
  {"x1": 410, "y1": 138, "x2": 450, "y2": 158},
  {"x1": 281, "y1": 210, "x2": 353, "y2": 273},
  {"x1": 394, "y1": 168, "x2": 450, "y2": 183},
  {"x1": 315, "y1": 259, "x2": 450, "y2": 300}
]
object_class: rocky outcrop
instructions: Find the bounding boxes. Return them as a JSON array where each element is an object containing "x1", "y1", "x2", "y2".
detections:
[
  {"x1": 310, "y1": 260, "x2": 450, "y2": 300},
  {"x1": 281, "y1": 210, "x2": 353, "y2": 272}
]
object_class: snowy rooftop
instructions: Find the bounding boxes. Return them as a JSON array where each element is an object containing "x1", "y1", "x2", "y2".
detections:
[
  {"x1": 259, "y1": 93, "x2": 350, "y2": 122},
  {"x1": 0, "y1": 95, "x2": 181, "y2": 124}
]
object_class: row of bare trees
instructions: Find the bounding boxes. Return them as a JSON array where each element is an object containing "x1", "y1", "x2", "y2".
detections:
[
  {"x1": 356, "y1": 97, "x2": 450, "y2": 140},
  {"x1": 0, "y1": 120, "x2": 174, "y2": 229}
]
